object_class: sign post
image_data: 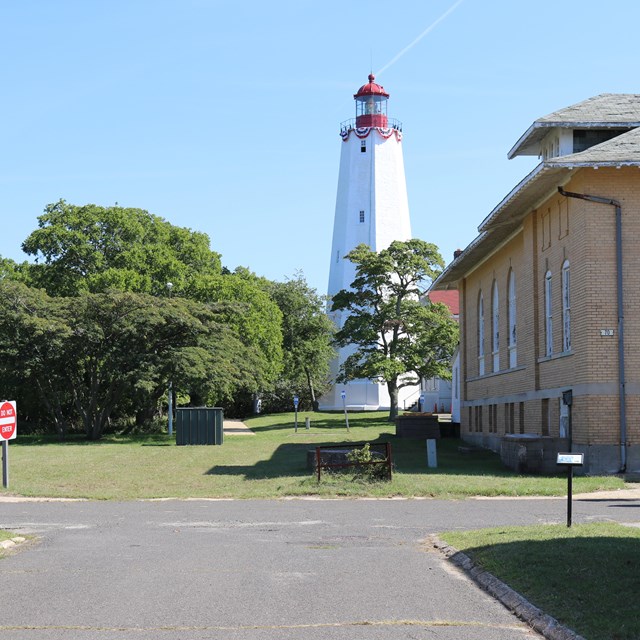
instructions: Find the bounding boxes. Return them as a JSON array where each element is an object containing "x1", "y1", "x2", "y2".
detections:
[
  {"x1": 557, "y1": 453, "x2": 584, "y2": 527},
  {"x1": 0, "y1": 401, "x2": 17, "y2": 489},
  {"x1": 293, "y1": 395, "x2": 299, "y2": 432},
  {"x1": 341, "y1": 390, "x2": 350, "y2": 432}
]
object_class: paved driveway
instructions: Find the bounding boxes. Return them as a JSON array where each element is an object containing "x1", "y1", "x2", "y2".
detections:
[{"x1": 1, "y1": 495, "x2": 638, "y2": 639}]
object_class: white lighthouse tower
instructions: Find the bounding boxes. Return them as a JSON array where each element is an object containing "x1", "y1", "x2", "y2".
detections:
[{"x1": 321, "y1": 74, "x2": 414, "y2": 411}]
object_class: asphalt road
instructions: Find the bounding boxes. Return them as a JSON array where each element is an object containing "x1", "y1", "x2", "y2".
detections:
[{"x1": 1, "y1": 495, "x2": 638, "y2": 640}]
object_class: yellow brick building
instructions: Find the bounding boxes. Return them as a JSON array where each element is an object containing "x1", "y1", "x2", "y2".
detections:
[{"x1": 433, "y1": 94, "x2": 640, "y2": 475}]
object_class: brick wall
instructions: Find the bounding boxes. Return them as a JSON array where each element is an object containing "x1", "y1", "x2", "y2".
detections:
[{"x1": 459, "y1": 167, "x2": 640, "y2": 456}]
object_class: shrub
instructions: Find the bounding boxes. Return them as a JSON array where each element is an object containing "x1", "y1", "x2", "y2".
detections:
[{"x1": 346, "y1": 443, "x2": 390, "y2": 482}]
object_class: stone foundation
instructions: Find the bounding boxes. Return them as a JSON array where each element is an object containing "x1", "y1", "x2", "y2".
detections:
[{"x1": 500, "y1": 435, "x2": 568, "y2": 474}]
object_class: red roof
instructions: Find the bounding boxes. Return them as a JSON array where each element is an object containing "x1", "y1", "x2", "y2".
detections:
[
  {"x1": 354, "y1": 74, "x2": 389, "y2": 98},
  {"x1": 428, "y1": 290, "x2": 459, "y2": 316}
]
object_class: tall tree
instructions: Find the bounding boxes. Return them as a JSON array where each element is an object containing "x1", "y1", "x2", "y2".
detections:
[
  {"x1": 187, "y1": 270, "x2": 284, "y2": 401},
  {"x1": 0, "y1": 280, "x2": 73, "y2": 436},
  {"x1": 0, "y1": 281, "x2": 254, "y2": 439},
  {"x1": 331, "y1": 239, "x2": 458, "y2": 421},
  {"x1": 268, "y1": 274, "x2": 335, "y2": 411},
  {"x1": 21, "y1": 200, "x2": 221, "y2": 296}
]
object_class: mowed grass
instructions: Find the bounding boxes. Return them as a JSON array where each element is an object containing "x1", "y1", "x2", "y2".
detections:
[
  {"x1": 441, "y1": 523, "x2": 640, "y2": 640},
  {"x1": 2, "y1": 411, "x2": 625, "y2": 500}
]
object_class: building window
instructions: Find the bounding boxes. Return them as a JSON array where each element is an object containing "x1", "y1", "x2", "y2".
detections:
[
  {"x1": 542, "y1": 210, "x2": 552, "y2": 250},
  {"x1": 542, "y1": 398, "x2": 550, "y2": 436},
  {"x1": 361, "y1": 140, "x2": 366, "y2": 153},
  {"x1": 559, "y1": 200, "x2": 569, "y2": 239},
  {"x1": 508, "y1": 269, "x2": 517, "y2": 368},
  {"x1": 489, "y1": 404, "x2": 497, "y2": 433},
  {"x1": 545, "y1": 270, "x2": 553, "y2": 356},
  {"x1": 562, "y1": 260, "x2": 571, "y2": 352},
  {"x1": 478, "y1": 292, "x2": 485, "y2": 376},
  {"x1": 519, "y1": 402, "x2": 525, "y2": 434},
  {"x1": 506, "y1": 402, "x2": 515, "y2": 434},
  {"x1": 492, "y1": 280, "x2": 499, "y2": 372},
  {"x1": 359, "y1": 210, "x2": 365, "y2": 223},
  {"x1": 475, "y1": 406, "x2": 483, "y2": 433}
]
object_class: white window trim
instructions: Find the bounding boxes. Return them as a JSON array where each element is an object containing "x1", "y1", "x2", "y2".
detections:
[
  {"x1": 492, "y1": 281, "x2": 499, "y2": 372},
  {"x1": 545, "y1": 270, "x2": 553, "y2": 356},
  {"x1": 562, "y1": 260, "x2": 571, "y2": 352},
  {"x1": 508, "y1": 269, "x2": 517, "y2": 368},
  {"x1": 478, "y1": 292, "x2": 485, "y2": 376}
]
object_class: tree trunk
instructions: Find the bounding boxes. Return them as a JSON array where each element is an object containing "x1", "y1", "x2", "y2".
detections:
[
  {"x1": 305, "y1": 367, "x2": 319, "y2": 412},
  {"x1": 387, "y1": 379, "x2": 399, "y2": 422}
]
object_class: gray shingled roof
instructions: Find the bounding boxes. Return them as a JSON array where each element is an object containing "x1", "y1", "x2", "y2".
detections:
[
  {"x1": 433, "y1": 94, "x2": 640, "y2": 291},
  {"x1": 508, "y1": 94, "x2": 640, "y2": 159},
  {"x1": 432, "y1": 164, "x2": 575, "y2": 289},
  {"x1": 434, "y1": 125, "x2": 640, "y2": 290},
  {"x1": 546, "y1": 126, "x2": 640, "y2": 166}
]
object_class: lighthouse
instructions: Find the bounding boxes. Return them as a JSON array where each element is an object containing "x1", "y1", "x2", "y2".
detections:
[{"x1": 321, "y1": 74, "x2": 414, "y2": 411}]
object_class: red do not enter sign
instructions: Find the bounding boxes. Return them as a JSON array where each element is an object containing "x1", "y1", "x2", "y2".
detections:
[{"x1": 0, "y1": 401, "x2": 17, "y2": 440}]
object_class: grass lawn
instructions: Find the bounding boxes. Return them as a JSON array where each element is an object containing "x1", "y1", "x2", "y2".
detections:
[
  {"x1": 440, "y1": 523, "x2": 640, "y2": 640},
  {"x1": 1, "y1": 411, "x2": 626, "y2": 500}
]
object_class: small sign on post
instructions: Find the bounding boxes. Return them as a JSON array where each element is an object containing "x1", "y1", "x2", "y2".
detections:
[
  {"x1": 340, "y1": 390, "x2": 350, "y2": 432},
  {"x1": 0, "y1": 400, "x2": 17, "y2": 489},
  {"x1": 293, "y1": 395, "x2": 299, "y2": 432},
  {"x1": 557, "y1": 452, "x2": 584, "y2": 527}
]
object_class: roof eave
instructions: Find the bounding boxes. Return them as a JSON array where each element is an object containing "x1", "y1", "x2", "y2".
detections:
[
  {"x1": 507, "y1": 121, "x2": 640, "y2": 159},
  {"x1": 546, "y1": 160, "x2": 640, "y2": 169},
  {"x1": 507, "y1": 122, "x2": 548, "y2": 159},
  {"x1": 478, "y1": 163, "x2": 548, "y2": 232}
]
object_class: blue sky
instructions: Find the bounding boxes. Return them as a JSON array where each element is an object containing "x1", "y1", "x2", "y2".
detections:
[{"x1": 2, "y1": 0, "x2": 640, "y2": 294}]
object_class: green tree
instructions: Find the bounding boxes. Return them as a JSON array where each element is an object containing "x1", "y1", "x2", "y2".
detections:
[
  {"x1": 21, "y1": 200, "x2": 221, "y2": 296},
  {"x1": 331, "y1": 239, "x2": 458, "y2": 421},
  {"x1": 0, "y1": 281, "x2": 73, "y2": 436},
  {"x1": 187, "y1": 271, "x2": 284, "y2": 407},
  {"x1": 267, "y1": 274, "x2": 335, "y2": 411},
  {"x1": 0, "y1": 281, "x2": 253, "y2": 439}
]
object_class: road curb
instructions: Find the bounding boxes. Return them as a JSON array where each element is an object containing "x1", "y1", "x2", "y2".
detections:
[{"x1": 429, "y1": 535, "x2": 586, "y2": 640}]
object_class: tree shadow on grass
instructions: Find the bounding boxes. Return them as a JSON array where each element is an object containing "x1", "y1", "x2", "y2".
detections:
[
  {"x1": 205, "y1": 436, "x2": 513, "y2": 480},
  {"x1": 205, "y1": 442, "x2": 311, "y2": 479}
]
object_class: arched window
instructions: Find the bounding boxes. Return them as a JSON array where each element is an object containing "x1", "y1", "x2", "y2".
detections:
[
  {"x1": 545, "y1": 270, "x2": 553, "y2": 356},
  {"x1": 492, "y1": 280, "x2": 499, "y2": 372},
  {"x1": 562, "y1": 260, "x2": 571, "y2": 352},
  {"x1": 478, "y1": 292, "x2": 485, "y2": 376},
  {"x1": 507, "y1": 269, "x2": 517, "y2": 368}
]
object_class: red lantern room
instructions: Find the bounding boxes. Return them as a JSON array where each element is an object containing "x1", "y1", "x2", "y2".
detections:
[{"x1": 354, "y1": 74, "x2": 389, "y2": 128}]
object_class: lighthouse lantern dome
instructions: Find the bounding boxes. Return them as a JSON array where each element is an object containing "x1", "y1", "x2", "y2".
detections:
[{"x1": 354, "y1": 74, "x2": 389, "y2": 128}]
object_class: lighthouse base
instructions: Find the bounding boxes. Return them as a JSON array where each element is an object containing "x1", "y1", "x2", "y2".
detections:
[{"x1": 318, "y1": 380, "x2": 419, "y2": 413}]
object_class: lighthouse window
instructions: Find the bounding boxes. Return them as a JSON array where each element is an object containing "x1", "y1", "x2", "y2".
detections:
[
  {"x1": 361, "y1": 140, "x2": 366, "y2": 153},
  {"x1": 359, "y1": 210, "x2": 365, "y2": 223}
]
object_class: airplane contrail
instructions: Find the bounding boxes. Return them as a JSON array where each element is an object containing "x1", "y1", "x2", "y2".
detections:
[{"x1": 375, "y1": 0, "x2": 464, "y2": 76}]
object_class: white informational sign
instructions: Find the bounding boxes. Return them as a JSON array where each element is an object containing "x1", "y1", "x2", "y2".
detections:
[
  {"x1": 293, "y1": 396, "x2": 299, "y2": 408},
  {"x1": 340, "y1": 390, "x2": 346, "y2": 400},
  {"x1": 557, "y1": 453, "x2": 584, "y2": 466},
  {"x1": 0, "y1": 401, "x2": 17, "y2": 440}
]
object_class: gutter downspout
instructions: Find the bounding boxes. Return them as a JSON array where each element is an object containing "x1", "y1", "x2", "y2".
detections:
[{"x1": 558, "y1": 187, "x2": 627, "y2": 473}]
